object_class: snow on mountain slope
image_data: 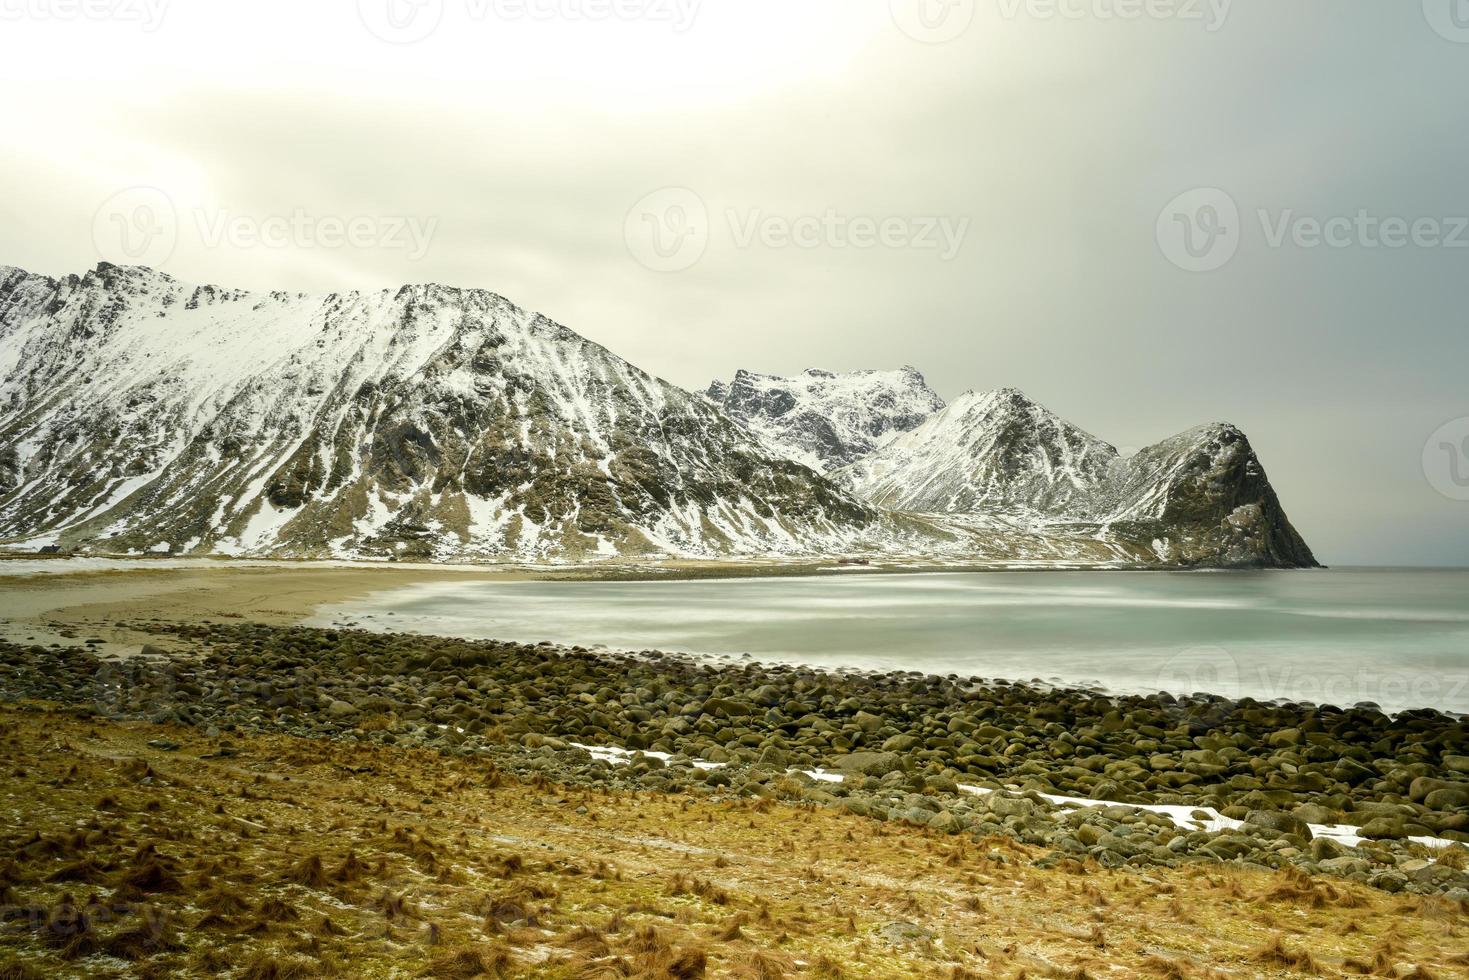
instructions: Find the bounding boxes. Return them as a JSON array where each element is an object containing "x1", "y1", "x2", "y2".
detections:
[
  {"x1": 705, "y1": 367, "x2": 944, "y2": 473},
  {"x1": 839, "y1": 388, "x2": 1117, "y2": 516},
  {"x1": 0, "y1": 263, "x2": 888, "y2": 561},
  {"x1": 838, "y1": 388, "x2": 1318, "y2": 568}
]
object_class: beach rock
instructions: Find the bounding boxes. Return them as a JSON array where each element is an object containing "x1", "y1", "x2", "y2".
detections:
[
  {"x1": 1423, "y1": 787, "x2": 1469, "y2": 811},
  {"x1": 927, "y1": 809, "x2": 964, "y2": 834},
  {"x1": 326, "y1": 700, "x2": 359, "y2": 719},
  {"x1": 1243, "y1": 810, "x2": 1313, "y2": 840},
  {"x1": 1319, "y1": 856, "x2": 1371, "y2": 877},
  {"x1": 984, "y1": 794, "x2": 1038, "y2": 818},
  {"x1": 1309, "y1": 837, "x2": 1351, "y2": 861},
  {"x1": 1360, "y1": 817, "x2": 1408, "y2": 841},
  {"x1": 829, "y1": 751, "x2": 903, "y2": 776},
  {"x1": 1409, "y1": 776, "x2": 1458, "y2": 804},
  {"x1": 1291, "y1": 804, "x2": 1335, "y2": 826},
  {"x1": 1076, "y1": 824, "x2": 1105, "y2": 847}
]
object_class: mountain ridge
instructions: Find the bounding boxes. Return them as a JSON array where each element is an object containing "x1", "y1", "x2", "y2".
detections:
[
  {"x1": 836, "y1": 388, "x2": 1319, "y2": 568},
  {"x1": 0, "y1": 263, "x2": 1316, "y2": 567}
]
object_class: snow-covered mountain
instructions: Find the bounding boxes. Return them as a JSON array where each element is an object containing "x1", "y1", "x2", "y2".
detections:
[
  {"x1": 837, "y1": 388, "x2": 1318, "y2": 568},
  {"x1": 704, "y1": 367, "x2": 944, "y2": 473},
  {"x1": 0, "y1": 263, "x2": 886, "y2": 560},
  {"x1": 0, "y1": 263, "x2": 1316, "y2": 567},
  {"x1": 840, "y1": 388, "x2": 1114, "y2": 516}
]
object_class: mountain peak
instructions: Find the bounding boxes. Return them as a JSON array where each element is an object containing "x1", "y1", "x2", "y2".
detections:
[
  {"x1": 837, "y1": 392, "x2": 1316, "y2": 567},
  {"x1": 706, "y1": 366, "x2": 945, "y2": 473},
  {"x1": 0, "y1": 263, "x2": 887, "y2": 561}
]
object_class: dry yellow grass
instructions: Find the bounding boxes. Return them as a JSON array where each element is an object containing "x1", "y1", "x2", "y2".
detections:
[{"x1": 0, "y1": 705, "x2": 1462, "y2": 978}]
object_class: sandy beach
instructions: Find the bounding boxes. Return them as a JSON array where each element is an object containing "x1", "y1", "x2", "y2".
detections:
[
  {"x1": 0, "y1": 557, "x2": 1001, "y2": 651},
  {"x1": 0, "y1": 561, "x2": 537, "y2": 654}
]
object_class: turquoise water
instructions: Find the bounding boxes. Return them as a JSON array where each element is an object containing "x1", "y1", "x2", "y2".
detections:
[{"x1": 315, "y1": 569, "x2": 1469, "y2": 714}]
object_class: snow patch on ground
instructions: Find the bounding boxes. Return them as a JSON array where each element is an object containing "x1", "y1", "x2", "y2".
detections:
[{"x1": 570, "y1": 741, "x2": 1459, "y2": 853}]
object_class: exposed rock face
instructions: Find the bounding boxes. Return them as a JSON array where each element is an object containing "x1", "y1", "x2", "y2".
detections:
[
  {"x1": 705, "y1": 367, "x2": 945, "y2": 473},
  {"x1": 0, "y1": 263, "x2": 879, "y2": 560},
  {"x1": 1102, "y1": 423, "x2": 1319, "y2": 568},
  {"x1": 838, "y1": 389, "x2": 1318, "y2": 568}
]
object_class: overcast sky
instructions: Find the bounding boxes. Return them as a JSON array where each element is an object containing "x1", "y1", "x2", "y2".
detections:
[{"x1": 2, "y1": 0, "x2": 1467, "y2": 565}]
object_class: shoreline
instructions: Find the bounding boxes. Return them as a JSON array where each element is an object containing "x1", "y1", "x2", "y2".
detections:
[
  {"x1": 2, "y1": 615, "x2": 1466, "y2": 900},
  {"x1": 2, "y1": 562, "x2": 1464, "y2": 717},
  {"x1": 0, "y1": 551, "x2": 1332, "y2": 580}
]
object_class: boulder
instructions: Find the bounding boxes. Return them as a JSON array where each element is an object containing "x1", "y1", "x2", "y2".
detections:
[
  {"x1": 829, "y1": 751, "x2": 904, "y2": 776},
  {"x1": 881, "y1": 733, "x2": 921, "y2": 752},
  {"x1": 1319, "y1": 856, "x2": 1371, "y2": 877},
  {"x1": 1360, "y1": 817, "x2": 1408, "y2": 841},
  {"x1": 985, "y1": 794, "x2": 1039, "y2": 818},
  {"x1": 1424, "y1": 787, "x2": 1469, "y2": 811},
  {"x1": 928, "y1": 810, "x2": 964, "y2": 834},
  {"x1": 1310, "y1": 837, "x2": 1351, "y2": 861},
  {"x1": 1243, "y1": 810, "x2": 1313, "y2": 840},
  {"x1": 1409, "y1": 776, "x2": 1458, "y2": 804},
  {"x1": 326, "y1": 700, "x2": 359, "y2": 719}
]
